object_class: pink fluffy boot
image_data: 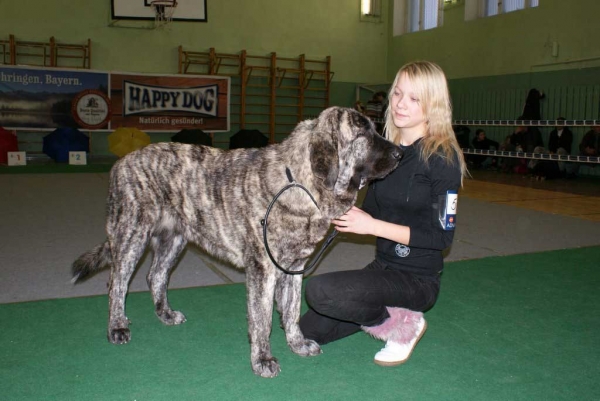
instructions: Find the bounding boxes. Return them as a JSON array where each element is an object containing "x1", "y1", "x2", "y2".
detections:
[{"x1": 361, "y1": 307, "x2": 427, "y2": 366}]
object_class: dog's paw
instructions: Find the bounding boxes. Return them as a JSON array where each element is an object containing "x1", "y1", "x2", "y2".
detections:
[
  {"x1": 108, "y1": 327, "x2": 131, "y2": 344},
  {"x1": 289, "y1": 338, "x2": 322, "y2": 357},
  {"x1": 252, "y1": 357, "x2": 281, "y2": 378},
  {"x1": 157, "y1": 309, "x2": 187, "y2": 326}
]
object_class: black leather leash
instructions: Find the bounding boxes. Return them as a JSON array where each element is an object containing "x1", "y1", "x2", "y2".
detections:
[{"x1": 261, "y1": 167, "x2": 339, "y2": 275}]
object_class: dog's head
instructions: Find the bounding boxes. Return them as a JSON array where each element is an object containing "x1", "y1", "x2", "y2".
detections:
[{"x1": 309, "y1": 107, "x2": 402, "y2": 198}]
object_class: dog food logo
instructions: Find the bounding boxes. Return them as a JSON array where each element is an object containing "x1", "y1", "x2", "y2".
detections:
[
  {"x1": 72, "y1": 89, "x2": 111, "y2": 129},
  {"x1": 123, "y1": 81, "x2": 218, "y2": 117},
  {"x1": 395, "y1": 244, "x2": 410, "y2": 258}
]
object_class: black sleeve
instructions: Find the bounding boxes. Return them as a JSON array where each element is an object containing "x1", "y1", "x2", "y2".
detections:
[
  {"x1": 580, "y1": 131, "x2": 593, "y2": 152},
  {"x1": 408, "y1": 154, "x2": 462, "y2": 251}
]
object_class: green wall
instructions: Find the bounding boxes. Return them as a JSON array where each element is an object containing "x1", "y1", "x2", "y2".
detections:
[
  {"x1": 2, "y1": 0, "x2": 600, "y2": 174},
  {"x1": 387, "y1": 0, "x2": 600, "y2": 80},
  {"x1": 1, "y1": 0, "x2": 388, "y2": 84},
  {"x1": 4, "y1": 0, "x2": 599, "y2": 110},
  {"x1": 3, "y1": 0, "x2": 600, "y2": 104}
]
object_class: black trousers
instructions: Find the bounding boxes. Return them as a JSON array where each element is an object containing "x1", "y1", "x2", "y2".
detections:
[{"x1": 299, "y1": 259, "x2": 441, "y2": 345}]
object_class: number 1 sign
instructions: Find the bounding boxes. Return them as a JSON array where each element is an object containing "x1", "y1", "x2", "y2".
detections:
[{"x1": 7, "y1": 151, "x2": 26, "y2": 166}]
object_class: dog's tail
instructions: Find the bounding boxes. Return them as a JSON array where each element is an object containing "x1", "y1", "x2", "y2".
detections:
[{"x1": 71, "y1": 241, "x2": 112, "y2": 284}]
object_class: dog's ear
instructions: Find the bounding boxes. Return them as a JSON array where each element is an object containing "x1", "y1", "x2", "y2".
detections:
[{"x1": 310, "y1": 130, "x2": 339, "y2": 190}]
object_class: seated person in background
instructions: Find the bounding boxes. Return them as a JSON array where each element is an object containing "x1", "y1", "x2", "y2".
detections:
[
  {"x1": 354, "y1": 100, "x2": 366, "y2": 114},
  {"x1": 522, "y1": 126, "x2": 544, "y2": 153},
  {"x1": 579, "y1": 126, "x2": 600, "y2": 156},
  {"x1": 365, "y1": 91, "x2": 387, "y2": 134},
  {"x1": 470, "y1": 129, "x2": 499, "y2": 169},
  {"x1": 566, "y1": 126, "x2": 600, "y2": 178},
  {"x1": 509, "y1": 125, "x2": 526, "y2": 151},
  {"x1": 510, "y1": 117, "x2": 544, "y2": 174},
  {"x1": 509, "y1": 124, "x2": 529, "y2": 174},
  {"x1": 547, "y1": 117, "x2": 573, "y2": 176},
  {"x1": 510, "y1": 116, "x2": 544, "y2": 152},
  {"x1": 499, "y1": 135, "x2": 518, "y2": 173},
  {"x1": 453, "y1": 125, "x2": 471, "y2": 149}
]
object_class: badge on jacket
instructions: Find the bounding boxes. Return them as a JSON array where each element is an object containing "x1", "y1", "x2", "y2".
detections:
[{"x1": 439, "y1": 190, "x2": 457, "y2": 231}]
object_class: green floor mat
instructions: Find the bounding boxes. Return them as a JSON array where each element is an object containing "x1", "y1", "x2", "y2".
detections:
[{"x1": 1, "y1": 247, "x2": 599, "y2": 401}]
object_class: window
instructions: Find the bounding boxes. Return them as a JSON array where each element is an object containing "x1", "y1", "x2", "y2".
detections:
[
  {"x1": 394, "y1": 0, "x2": 443, "y2": 35},
  {"x1": 482, "y1": 0, "x2": 539, "y2": 17},
  {"x1": 360, "y1": 0, "x2": 383, "y2": 22},
  {"x1": 411, "y1": 0, "x2": 443, "y2": 32}
]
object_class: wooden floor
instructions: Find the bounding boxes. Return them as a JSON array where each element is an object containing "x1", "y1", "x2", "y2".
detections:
[{"x1": 463, "y1": 171, "x2": 600, "y2": 222}]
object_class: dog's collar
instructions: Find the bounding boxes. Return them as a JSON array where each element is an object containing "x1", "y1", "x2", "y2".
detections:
[
  {"x1": 285, "y1": 167, "x2": 294, "y2": 184},
  {"x1": 260, "y1": 167, "x2": 338, "y2": 275},
  {"x1": 282, "y1": 167, "x2": 319, "y2": 210}
]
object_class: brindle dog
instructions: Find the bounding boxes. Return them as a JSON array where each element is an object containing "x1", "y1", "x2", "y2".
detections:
[{"x1": 72, "y1": 107, "x2": 402, "y2": 378}]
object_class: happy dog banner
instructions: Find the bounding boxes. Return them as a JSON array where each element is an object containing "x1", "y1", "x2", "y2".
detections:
[
  {"x1": 0, "y1": 65, "x2": 230, "y2": 132},
  {"x1": 111, "y1": 73, "x2": 229, "y2": 131}
]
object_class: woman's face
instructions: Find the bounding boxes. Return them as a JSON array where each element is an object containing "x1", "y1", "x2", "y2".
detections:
[{"x1": 390, "y1": 73, "x2": 426, "y2": 135}]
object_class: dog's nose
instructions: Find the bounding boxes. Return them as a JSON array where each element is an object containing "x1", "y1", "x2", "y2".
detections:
[{"x1": 392, "y1": 147, "x2": 403, "y2": 160}]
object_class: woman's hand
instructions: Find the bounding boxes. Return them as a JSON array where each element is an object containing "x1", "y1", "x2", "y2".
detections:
[{"x1": 332, "y1": 206, "x2": 375, "y2": 235}]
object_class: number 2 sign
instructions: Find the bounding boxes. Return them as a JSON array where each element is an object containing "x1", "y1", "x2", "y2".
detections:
[{"x1": 69, "y1": 151, "x2": 87, "y2": 165}]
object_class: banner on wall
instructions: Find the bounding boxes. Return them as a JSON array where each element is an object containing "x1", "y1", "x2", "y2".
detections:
[
  {"x1": 0, "y1": 65, "x2": 230, "y2": 132},
  {"x1": 110, "y1": 73, "x2": 229, "y2": 131},
  {"x1": 0, "y1": 66, "x2": 110, "y2": 130}
]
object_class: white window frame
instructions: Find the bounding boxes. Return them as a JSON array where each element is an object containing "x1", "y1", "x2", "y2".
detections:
[{"x1": 480, "y1": 0, "x2": 539, "y2": 17}]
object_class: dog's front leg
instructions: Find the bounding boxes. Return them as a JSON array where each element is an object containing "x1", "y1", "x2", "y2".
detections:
[
  {"x1": 275, "y1": 273, "x2": 322, "y2": 357},
  {"x1": 246, "y1": 266, "x2": 280, "y2": 378}
]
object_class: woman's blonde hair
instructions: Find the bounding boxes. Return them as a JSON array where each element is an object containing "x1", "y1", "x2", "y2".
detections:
[{"x1": 383, "y1": 61, "x2": 467, "y2": 183}]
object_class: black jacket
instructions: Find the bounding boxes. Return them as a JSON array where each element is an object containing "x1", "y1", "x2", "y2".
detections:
[
  {"x1": 361, "y1": 139, "x2": 462, "y2": 280},
  {"x1": 472, "y1": 137, "x2": 499, "y2": 150},
  {"x1": 510, "y1": 127, "x2": 544, "y2": 152},
  {"x1": 579, "y1": 130, "x2": 600, "y2": 154},
  {"x1": 548, "y1": 127, "x2": 573, "y2": 154}
]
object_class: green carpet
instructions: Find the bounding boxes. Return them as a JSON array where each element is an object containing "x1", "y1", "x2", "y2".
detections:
[{"x1": 1, "y1": 247, "x2": 599, "y2": 401}]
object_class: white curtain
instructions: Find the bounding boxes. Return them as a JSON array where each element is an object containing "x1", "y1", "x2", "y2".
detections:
[
  {"x1": 409, "y1": 0, "x2": 439, "y2": 31},
  {"x1": 503, "y1": 0, "x2": 524, "y2": 13},
  {"x1": 423, "y1": 0, "x2": 439, "y2": 30},
  {"x1": 408, "y1": 0, "x2": 420, "y2": 32}
]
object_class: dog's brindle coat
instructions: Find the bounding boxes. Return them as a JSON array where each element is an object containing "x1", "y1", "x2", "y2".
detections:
[{"x1": 72, "y1": 107, "x2": 402, "y2": 378}]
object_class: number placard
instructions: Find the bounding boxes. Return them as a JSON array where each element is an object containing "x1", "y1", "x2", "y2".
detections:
[
  {"x1": 7, "y1": 151, "x2": 27, "y2": 166},
  {"x1": 69, "y1": 151, "x2": 87, "y2": 165}
]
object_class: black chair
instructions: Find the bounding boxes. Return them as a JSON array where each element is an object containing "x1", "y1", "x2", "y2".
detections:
[
  {"x1": 229, "y1": 129, "x2": 269, "y2": 149},
  {"x1": 172, "y1": 129, "x2": 212, "y2": 146}
]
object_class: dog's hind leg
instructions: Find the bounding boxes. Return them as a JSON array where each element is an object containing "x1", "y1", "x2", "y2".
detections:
[
  {"x1": 107, "y1": 227, "x2": 151, "y2": 345},
  {"x1": 147, "y1": 232, "x2": 187, "y2": 326},
  {"x1": 275, "y1": 273, "x2": 322, "y2": 357},
  {"x1": 246, "y1": 265, "x2": 280, "y2": 378}
]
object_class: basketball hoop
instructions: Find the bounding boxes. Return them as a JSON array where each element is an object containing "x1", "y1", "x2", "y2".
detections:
[{"x1": 150, "y1": 0, "x2": 178, "y2": 28}]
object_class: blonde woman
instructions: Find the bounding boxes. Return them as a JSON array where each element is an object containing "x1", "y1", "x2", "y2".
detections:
[{"x1": 300, "y1": 61, "x2": 467, "y2": 366}]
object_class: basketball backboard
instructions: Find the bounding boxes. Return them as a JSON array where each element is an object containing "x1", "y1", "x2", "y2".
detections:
[{"x1": 111, "y1": 0, "x2": 207, "y2": 22}]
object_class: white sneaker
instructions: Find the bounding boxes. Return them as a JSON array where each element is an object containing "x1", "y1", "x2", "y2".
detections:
[{"x1": 373, "y1": 318, "x2": 427, "y2": 366}]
